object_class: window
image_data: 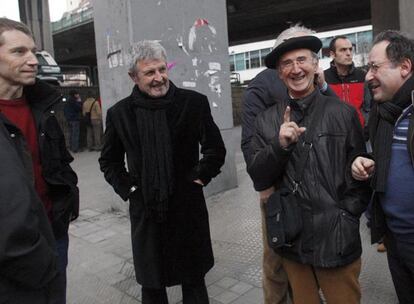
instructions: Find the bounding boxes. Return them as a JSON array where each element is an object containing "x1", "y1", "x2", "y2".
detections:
[
  {"x1": 355, "y1": 31, "x2": 372, "y2": 54},
  {"x1": 320, "y1": 37, "x2": 332, "y2": 59},
  {"x1": 250, "y1": 50, "x2": 260, "y2": 68},
  {"x1": 260, "y1": 48, "x2": 272, "y2": 66},
  {"x1": 229, "y1": 55, "x2": 235, "y2": 72},
  {"x1": 245, "y1": 52, "x2": 250, "y2": 69},
  {"x1": 235, "y1": 53, "x2": 246, "y2": 71}
]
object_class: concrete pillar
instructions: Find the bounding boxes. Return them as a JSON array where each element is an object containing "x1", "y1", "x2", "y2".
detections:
[
  {"x1": 399, "y1": 0, "x2": 414, "y2": 35},
  {"x1": 18, "y1": 0, "x2": 54, "y2": 55},
  {"x1": 92, "y1": 0, "x2": 237, "y2": 197},
  {"x1": 371, "y1": 0, "x2": 414, "y2": 37}
]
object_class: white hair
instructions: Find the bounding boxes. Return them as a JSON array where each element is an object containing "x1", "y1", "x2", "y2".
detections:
[{"x1": 273, "y1": 24, "x2": 315, "y2": 49}]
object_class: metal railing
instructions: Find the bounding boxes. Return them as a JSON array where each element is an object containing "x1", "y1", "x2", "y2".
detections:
[{"x1": 51, "y1": 7, "x2": 94, "y2": 33}]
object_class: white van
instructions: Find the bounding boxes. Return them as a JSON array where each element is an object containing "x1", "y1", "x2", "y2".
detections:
[{"x1": 36, "y1": 50, "x2": 63, "y2": 84}]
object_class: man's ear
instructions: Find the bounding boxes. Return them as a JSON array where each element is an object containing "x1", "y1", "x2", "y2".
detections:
[
  {"x1": 329, "y1": 50, "x2": 335, "y2": 59},
  {"x1": 400, "y1": 58, "x2": 412, "y2": 78},
  {"x1": 128, "y1": 72, "x2": 137, "y2": 82}
]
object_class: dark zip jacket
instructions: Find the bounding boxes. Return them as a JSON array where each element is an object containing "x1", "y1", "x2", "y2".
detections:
[
  {"x1": 241, "y1": 68, "x2": 338, "y2": 176},
  {"x1": 324, "y1": 61, "x2": 371, "y2": 128},
  {"x1": 248, "y1": 90, "x2": 370, "y2": 267},
  {"x1": 23, "y1": 80, "x2": 79, "y2": 238}
]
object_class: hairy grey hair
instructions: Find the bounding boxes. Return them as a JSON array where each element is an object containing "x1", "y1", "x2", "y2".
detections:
[
  {"x1": 0, "y1": 18, "x2": 33, "y2": 46},
  {"x1": 129, "y1": 40, "x2": 168, "y2": 75},
  {"x1": 273, "y1": 23, "x2": 315, "y2": 49}
]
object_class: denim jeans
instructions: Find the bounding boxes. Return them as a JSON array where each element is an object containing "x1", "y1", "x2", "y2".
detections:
[
  {"x1": 56, "y1": 234, "x2": 69, "y2": 304},
  {"x1": 68, "y1": 120, "x2": 80, "y2": 152}
]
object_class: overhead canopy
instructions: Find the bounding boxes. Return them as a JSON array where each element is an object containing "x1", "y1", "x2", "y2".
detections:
[{"x1": 52, "y1": 0, "x2": 371, "y2": 65}]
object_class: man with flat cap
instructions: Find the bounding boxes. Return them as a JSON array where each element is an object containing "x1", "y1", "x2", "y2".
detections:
[{"x1": 247, "y1": 32, "x2": 370, "y2": 304}]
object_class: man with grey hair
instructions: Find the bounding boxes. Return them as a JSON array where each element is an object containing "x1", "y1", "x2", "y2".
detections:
[
  {"x1": 248, "y1": 30, "x2": 369, "y2": 303},
  {"x1": 241, "y1": 24, "x2": 336, "y2": 304},
  {"x1": 99, "y1": 40, "x2": 226, "y2": 303}
]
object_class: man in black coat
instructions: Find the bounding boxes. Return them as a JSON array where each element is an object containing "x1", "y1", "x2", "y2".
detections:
[
  {"x1": 99, "y1": 40, "x2": 226, "y2": 304},
  {"x1": 0, "y1": 18, "x2": 79, "y2": 303},
  {"x1": 248, "y1": 32, "x2": 369, "y2": 303},
  {"x1": 241, "y1": 24, "x2": 338, "y2": 304}
]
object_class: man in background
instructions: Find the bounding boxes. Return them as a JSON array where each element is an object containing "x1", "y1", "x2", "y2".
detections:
[
  {"x1": 64, "y1": 89, "x2": 82, "y2": 152},
  {"x1": 82, "y1": 96, "x2": 102, "y2": 151},
  {"x1": 324, "y1": 36, "x2": 371, "y2": 128}
]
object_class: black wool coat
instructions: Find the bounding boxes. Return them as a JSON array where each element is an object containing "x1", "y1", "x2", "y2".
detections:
[{"x1": 99, "y1": 84, "x2": 226, "y2": 288}]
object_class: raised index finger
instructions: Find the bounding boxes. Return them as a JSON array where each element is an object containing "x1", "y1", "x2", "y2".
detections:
[{"x1": 284, "y1": 106, "x2": 291, "y2": 123}]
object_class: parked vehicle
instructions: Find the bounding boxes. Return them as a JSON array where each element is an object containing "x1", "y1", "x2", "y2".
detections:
[{"x1": 36, "y1": 50, "x2": 63, "y2": 85}]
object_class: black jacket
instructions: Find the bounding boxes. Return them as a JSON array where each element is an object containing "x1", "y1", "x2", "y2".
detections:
[
  {"x1": 99, "y1": 84, "x2": 225, "y2": 288},
  {"x1": 241, "y1": 69, "x2": 338, "y2": 174},
  {"x1": 249, "y1": 90, "x2": 370, "y2": 267},
  {"x1": 0, "y1": 114, "x2": 60, "y2": 303},
  {"x1": 23, "y1": 80, "x2": 79, "y2": 238},
  {"x1": 369, "y1": 103, "x2": 414, "y2": 244}
]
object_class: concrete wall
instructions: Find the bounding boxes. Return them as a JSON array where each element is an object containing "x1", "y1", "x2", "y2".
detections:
[
  {"x1": 371, "y1": 0, "x2": 414, "y2": 37},
  {"x1": 399, "y1": 0, "x2": 414, "y2": 35},
  {"x1": 18, "y1": 0, "x2": 54, "y2": 55},
  {"x1": 92, "y1": 0, "x2": 237, "y2": 196}
]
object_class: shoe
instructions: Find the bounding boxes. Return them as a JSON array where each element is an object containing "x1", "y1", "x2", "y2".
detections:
[{"x1": 377, "y1": 242, "x2": 386, "y2": 253}]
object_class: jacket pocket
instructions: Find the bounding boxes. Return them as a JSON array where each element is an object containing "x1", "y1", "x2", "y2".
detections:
[{"x1": 336, "y1": 209, "x2": 360, "y2": 256}]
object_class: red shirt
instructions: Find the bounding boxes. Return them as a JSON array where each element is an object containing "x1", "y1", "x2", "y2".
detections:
[{"x1": 0, "y1": 97, "x2": 53, "y2": 220}]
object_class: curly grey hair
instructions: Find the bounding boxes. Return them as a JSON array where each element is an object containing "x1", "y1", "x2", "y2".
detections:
[{"x1": 273, "y1": 23, "x2": 315, "y2": 49}]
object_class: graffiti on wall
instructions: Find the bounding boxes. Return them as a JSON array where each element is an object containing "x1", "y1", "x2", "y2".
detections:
[{"x1": 104, "y1": 16, "x2": 226, "y2": 107}]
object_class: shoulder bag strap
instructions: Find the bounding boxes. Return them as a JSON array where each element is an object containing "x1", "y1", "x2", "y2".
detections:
[{"x1": 88, "y1": 100, "x2": 97, "y2": 113}]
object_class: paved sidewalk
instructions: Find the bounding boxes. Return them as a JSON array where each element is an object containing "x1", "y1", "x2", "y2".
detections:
[{"x1": 67, "y1": 127, "x2": 398, "y2": 304}]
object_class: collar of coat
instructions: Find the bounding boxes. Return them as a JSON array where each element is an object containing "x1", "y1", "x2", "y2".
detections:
[
  {"x1": 22, "y1": 79, "x2": 62, "y2": 113},
  {"x1": 329, "y1": 60, "x2": 356, "y2": 77}
]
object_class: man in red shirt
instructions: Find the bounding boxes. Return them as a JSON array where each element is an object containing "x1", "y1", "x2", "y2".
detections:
[{"x1": 0, "y1": 18, "x2": 79, "y2": 303}]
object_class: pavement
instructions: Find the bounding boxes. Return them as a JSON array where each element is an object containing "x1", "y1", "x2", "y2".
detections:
[{"x1": 67, "y1": 126, "x2": 398, "y2": 304}]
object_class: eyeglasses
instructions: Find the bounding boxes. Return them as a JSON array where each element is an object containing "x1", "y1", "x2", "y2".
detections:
[
  {"x1": 279, "y1": 56, "x2": 313, "y2": 71},
  {"x1": 366, "y1": 60, "x2": 391, "y2": 73}
]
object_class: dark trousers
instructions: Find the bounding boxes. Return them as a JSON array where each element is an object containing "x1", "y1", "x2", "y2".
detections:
[
  {"x1": 142, "y1": 279, "x2": 208, "y2": 304},
  {"x1": 56, "y1": 234, "x2": 69, "y2": 304},
  {"x1": 68, "y1": 120, "x2": 80, "y2": 152},
  {"x1": 384, "y1": 231, "x2": 414, "y2": 304}
]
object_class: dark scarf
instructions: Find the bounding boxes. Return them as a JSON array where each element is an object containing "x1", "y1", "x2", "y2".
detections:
[
  {"x1": 370, "y1": 75, "x2": 414, "y2": 192},
  {"x1": 131, "y1": 82, "x2": 176, "y2": 222}
]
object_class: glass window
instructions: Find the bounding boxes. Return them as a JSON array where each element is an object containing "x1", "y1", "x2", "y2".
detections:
[
  {"x1": 260, "y1": 48, "x2": 272, "y2": 66},
  {"x1": 356, "y1": 31, "x2": 372, "y2": 54},
  {"x1": 36, "y1": 54, "x2": 49, "y2": 66},
  {"x1": 320, "y1": 37, "x2": 332, "y2": 59},
  {"x1": 245, "y1": 52, "x2": 250, "y2": 70},
  {"x1": 250, "y1": 50, "x2": 260, "y2": 68},
  {"x1": 345, "y1": 33, "x2": 357, "y2": 45},
  {"x1": 235, "y1": 53, "x2": 245, "y2": 71},
  {"x1": 229, "y1": 55, "x2": 235, "y2": 72}
]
